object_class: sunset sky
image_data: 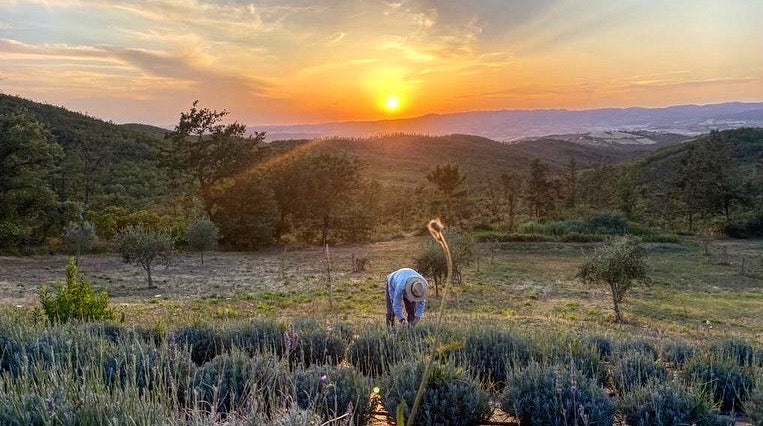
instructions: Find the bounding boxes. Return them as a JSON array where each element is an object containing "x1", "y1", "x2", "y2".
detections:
[{"x1": 0, "y1": 0, "x2": 762, "y2": 126}]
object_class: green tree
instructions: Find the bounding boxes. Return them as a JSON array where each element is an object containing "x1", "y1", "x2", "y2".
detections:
[
  {"x1": 38, "y1": 258, "x2": 113, "y2": 323},
  {"x1": 162, "y1": 101, "x2": 265, "y2": 215},
  {"x1": 186, "y1": 218, "x2": 219, "y2": 265},
  {"x1": 563, "y1": 158, "x2": 577, "y2": 208},
  {"x1": 525, "y1": 158, "x2": 555, "y2": 218},
  {"x1": 64, "y1": 220, "x2": 96, "y2": 265},
  {"x1": 499, "y1": 172, "x2": 521, "y2": 231},
  {"x1": 0, "y1": 112, "x2": 63, "y2": 248},
  {"x1": 413, "y1": 228, "x2": 473, "y2": 296},
  {"x1": 577, "y1": 237, "x2": 649, "y2": 323},
  {"x1": 425, "y1": 163, "x2": 469, "y2": 225},
  {"x1": 116, "y1": 225, "x2": 174, "y2": 288},
  {"x1": 210, "y1": 173, "x2": 279, "y2": 249}
]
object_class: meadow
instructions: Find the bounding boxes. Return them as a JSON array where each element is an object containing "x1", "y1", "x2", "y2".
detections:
[{"x1": 1, "y1": 237, "x2": 762, "y2": 425}]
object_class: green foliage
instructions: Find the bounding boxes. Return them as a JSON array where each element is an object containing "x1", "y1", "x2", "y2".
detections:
[
  {"x1": 186, "y1": 218, "x2": 218, "y2": 264},
  {"x1": 612, "y1": 354, "x2": 667, "y2": 393},
  {"x1": 526, "y1": 158, "x2": 556, "y2": 218},
  {"x1": 175, "y1": 324, "x2": 228, "y2": 366},
  {"x1": 116, "y1": 225, "x2": 174, "y2": 288},
  {"x1": 64, "y1": 220, "x2": 96, "y2": 263},
  {"x1": 685, "y1": 357, "x2": 754, "y2": 414},
  {"x1": 381, "y1": 361, "x2": 491, "y2": 426},
  {"x1": 724, "y1": 211, "x2": 763, "y2": 238},
  {"x1": 584, "y1": 335, "x2": 613, "y2": 360},
  {"x1": 346, "y1": 329, "x2": 416, "y2": 377},
  {"x1": 191, "y1": 351, "x2": 288, "y2": 415},
  {"x1": 294, "y1": 365, "x2": 371, "y2": 425},
  {"x1": 88, "y1": 206, "x2": 183, "y2": 241},
  {"x1": 616, "y1": 339, "x2": 658, "y2": 361},
  {"x1": 662, "y1": 341, "x2": 695, "y2": 366},
  {"x1": 460, "y1": 328, "x2": 532, "y2": 388},
  {"x1": 413, "y1": 227, "x2": 473, "y2": 293},
  {"x1": 620, "y1": 382, "x2": 715, "y2": 426},
  {"x1": 0, "y1": 112, "x2": 63, "y2": 249},
  {"x1": 287, "y1": 329, "x2": 346, "y2": 368},
  {"x1": 500, "y1": 363, "x2": 615, "y2": 426},
  {"x1": 209, "y1": 173, "x2": 279, "y2": 249},
  {"x1": 425, "y1": 162, "x2": 470, "y2": 225},
  {"x1": 38, "y1": 258, "x2": 114, "y2": 324},
  {"x1": 577, "y1": 236, "x2": 650, "y2": 322},
  {"x1": 710, "y1": 338, "x2": 759, "y2": 367},
  {"x1": 746, "y1": 385, "x2": 763, "y2": 426}
]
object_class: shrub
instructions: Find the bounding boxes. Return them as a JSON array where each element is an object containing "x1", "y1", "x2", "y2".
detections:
[
  {"x1": 186, "y1": 218, "x2": 218, "y2": 266},
  {"x1": 746, "y1": 386, "x2": 763, "y2": 426},
  {"x1": 381, "y1": 361, "x2": 491, "y2": 426},
  {"x1": 346, "y1": 329, "x2": 416, "y2": 377},
  {"x1": 617, "y1": 339, "x2": 658, "y2": 360},
  {"x1": 685, "y1": 358, "x2": 754, "y2": 414},
  {"x1": 116, "y1": 225, "x2": 174, "y2": 288},
  {"x1": 0, "y1": 392, "x2": 75, "y2": 425},
  {"x1": 176, "y1": 324, "x2": 228, "y2": 365},
  {"x1": 537, "y1": 338, "x2": 607, "y2": 386},
  {"x1": 585, "y1": 335, "x2": 613, "y2": 360},
  {"x1": 227, "y1": 319, "x2": 285, "y2": 358},
  {"x1": 413, "y1": 227, "x2": 473, "y2": 294},
  {"x1": 500, "y1": 363, "x2": 614, "y2": 426},
  {"x1": 585, "y1": 210, "x2": 628, "y2": 235},
  {"x1": 620, "y1": 382, "x2": 715, "y2": 426},
  {"x1": 288, "y1": 329, "x2": 346, "y2": 368},
  {"x1": 662, "y1": 341, "x2": 695, "y2": 366},
  {"x1": 38, "y1": 259, "x2": 114, "y2": 324},
  {"x1": 577, "y1": 236, "x2": 650, "y2": 323},
  {"x1": 710, "y1": 337, "x2": 758, "y2": 367},
  {"x1": 724, "y1": 212, "x2": 763, "y2": 238},
  {"x1": 612, "y1": 354, "x2": 668, "y2": 393},
  {"x1": 191, "y1": 351, "x2": 288, "y2": 415},
  {"x1": 294, "y1": 365, "x2": 371, "y2": 425},
  {"x1": 64, "y1": 220, "x2": 96, "y2": 264},
  {"x1": 460, "y1": 328, "x2": 532, "y2": 388}
]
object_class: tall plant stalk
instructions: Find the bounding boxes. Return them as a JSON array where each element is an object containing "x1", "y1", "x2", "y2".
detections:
[{"x1": 407, "y1": 218, "x2": 452, "y2": 426}]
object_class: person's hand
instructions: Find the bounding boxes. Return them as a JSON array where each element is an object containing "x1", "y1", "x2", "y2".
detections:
[
  {"x1": 399, "y1": 318, "x2": 409, "y2": 327},
  {"x1": 410, "y1": 318, "x2": 420, "y2": 327}
]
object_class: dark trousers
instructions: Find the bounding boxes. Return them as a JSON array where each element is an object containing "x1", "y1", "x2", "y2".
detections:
[{"x1": 386, "y1": 288, "x2": 416, "y2": 327}]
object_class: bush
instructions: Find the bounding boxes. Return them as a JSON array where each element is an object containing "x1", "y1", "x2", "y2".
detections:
[
  {"x1": 620, "y1": 382, "x2": 715, "y2": 426},
  {"x1": 710, "y1": 337, "x2": 758, "y2": 367},
  {"x1": 288, "y1": 329, "x2": 346, "y2": 368},
  {"x1": 585, "y1": 210, "x2": 628, "y2": 235},
  {"x1": 227, "y1": 319, "x2": 286, "y2": 358},
  {"x1": 685, "y1": 358, "x2": 754, "y2": 414},
  {"x1": 413, "y1": 227, "x2": 473, "y2": 294},
  {"x1": 500, "y1": 363, "x2": 615, "y2": 426},
  {"x1": 662, "y1": 341, "x2": 695, "y2": 366},
  {"x1": 294, "y1": 365, "x2": 371, "y2": 425},
  {"x1": 186, "y1": 218, "x2": 218, "y2": 265},
  {"x1": 38, "y1": 259, "x2": 114, "y2": 324},
  {"x1": 612, "y1": 354, "x2": 668, "y2": 393},
  {"x1": 577, "y1": 237, "x2": 650, "y2": 323},
  {"x1": 116, "y1": 225, "x2": 174, "y2": 288},
  {"x1": 617, "y1": 339, "x2": 658, "y2": 360},
  {"x1": 0, "y1": 392, "x2": 75, "y2": 425},
  {"x1": 746, "y1": 386, "x2": 763, "y2": 426},
  {"x1": 460, "y1": 328, "x2": 532, "y2": 388},
  {"x1": 381, "y1": 361, "x2": 491, "y2": 426},
  {"x1": 191, "y1": 351, "x2": 288, "y2": 415},
  {"x1": 176, "y1": 324, "x2": 229, "y2": 366},
  {"x1": 346, "y1": 329, "x2": 416, "y2": 377},
  {"x1": 724, "y1": 212, "x2": 763, "y2": 238},
  {"x1": 585, "y1": 335, "x2": 613, "y2": 360},
  {"x1": 64, "y1": 220, "x2": 96, "y2": 264}
]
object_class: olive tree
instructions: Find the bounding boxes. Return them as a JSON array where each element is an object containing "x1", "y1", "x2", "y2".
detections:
[
  {"x1": 187, "y1": 218, "x2": 218, "y2": 265},
  {"x1": 116, "y1": 225, "x2": 174, "y2": 288},
  {"x1": 577, "y1": 237, "x2": 649, "y2": 323},
  {"x1": 413, "y1": 228, "x2": 474, "y2": 296},
  {"x1": 64, "y1": 220, "x2": 96, "y2": 265}
]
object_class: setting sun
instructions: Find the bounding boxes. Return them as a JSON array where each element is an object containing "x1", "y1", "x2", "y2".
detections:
[{"x1": 384, "y1": 95, "x2": 401, "y2": 113}]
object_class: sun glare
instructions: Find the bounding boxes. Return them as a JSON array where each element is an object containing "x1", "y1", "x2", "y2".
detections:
[{"x1": 383, "y1": 95, "x2": 401, "y2": 113}]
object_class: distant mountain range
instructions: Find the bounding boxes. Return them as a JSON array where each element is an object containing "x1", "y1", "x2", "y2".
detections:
[{"x1": 256, "y1": 102, "x2": 763, "y2": 142}]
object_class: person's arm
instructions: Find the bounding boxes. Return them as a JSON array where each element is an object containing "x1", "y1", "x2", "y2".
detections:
[{"x1": 414, "y1": 300, "x2": 426, "y2": 320}]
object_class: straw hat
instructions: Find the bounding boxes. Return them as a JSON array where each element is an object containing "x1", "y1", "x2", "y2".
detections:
[{"x1": 404, "y1": 277, "x2": 428, "y2": 302}]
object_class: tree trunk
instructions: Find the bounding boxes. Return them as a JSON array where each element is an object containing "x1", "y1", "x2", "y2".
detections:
[
  {"x1": 200, "y1": 251, "x2": 205, "y2": 266},
  {"x1": 146, "y1": 265, "x2": 154, "y2": 288},
  {"x1": 611, "y1": 285, "x2": 623, "y2": 323}
]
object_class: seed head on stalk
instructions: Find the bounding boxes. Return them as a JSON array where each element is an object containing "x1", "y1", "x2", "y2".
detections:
[{"x1": 407, "y1": 218, "x2": 453, "y2": 426}]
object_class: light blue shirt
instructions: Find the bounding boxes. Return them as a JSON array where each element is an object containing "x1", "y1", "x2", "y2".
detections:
[{"x1": 387, "y1": 268, "x2": 427, "y2": 320}]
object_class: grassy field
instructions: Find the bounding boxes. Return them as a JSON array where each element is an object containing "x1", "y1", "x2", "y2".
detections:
[{"x1": 1, "y1": 237, "x2": 761, "y2": 343}]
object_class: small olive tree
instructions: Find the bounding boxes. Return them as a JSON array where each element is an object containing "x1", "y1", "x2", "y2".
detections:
[
  {"x1": 64, "y1": 220, "x2": 96, "y2": 265},
  {"x1": 187, "y1": 218, "x2": 219, "y2": 265},
  {"x1": 577, "y1": 236, "x2": 649, "y2": 323},
  {"x1": 413, "y1": 228, "x2": 473, "y2": 296},
  {"x1": 116, "y1": 225, "x2": 174, "y2": 288}
]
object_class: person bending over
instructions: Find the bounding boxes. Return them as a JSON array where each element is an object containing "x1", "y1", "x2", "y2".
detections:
[{"x1": 386, "y1": 267, "x2": 428, "y2": 328}]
